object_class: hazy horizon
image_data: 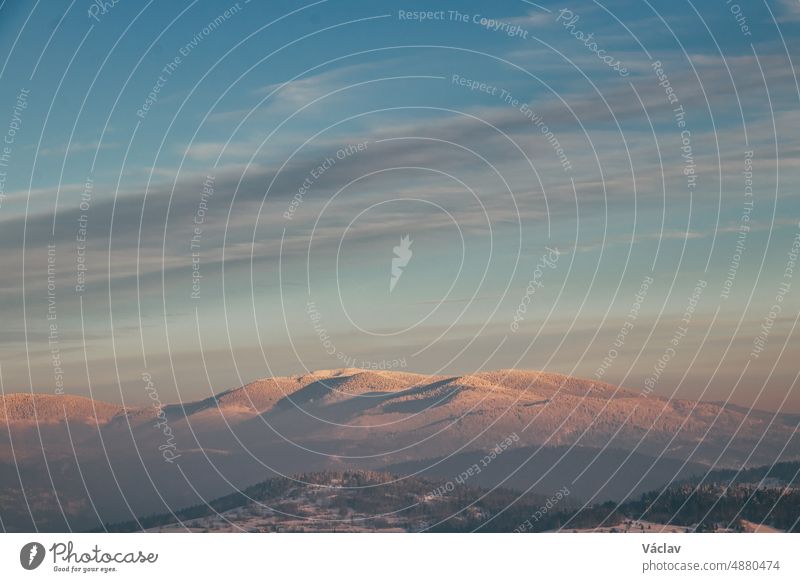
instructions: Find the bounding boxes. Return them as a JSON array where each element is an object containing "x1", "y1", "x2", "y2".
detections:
[{"x1": 10, "y1": 365, "x2": 800, "y2": 413}]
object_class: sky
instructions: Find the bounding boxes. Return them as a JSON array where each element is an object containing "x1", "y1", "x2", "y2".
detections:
[{"x1": 0, "y1": 0, "x2": 799, "y2": 412}]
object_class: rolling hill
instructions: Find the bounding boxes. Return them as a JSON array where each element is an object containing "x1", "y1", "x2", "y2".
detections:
[{"x1": 1, "y1": 368, "x2": 797, "y2": 531}]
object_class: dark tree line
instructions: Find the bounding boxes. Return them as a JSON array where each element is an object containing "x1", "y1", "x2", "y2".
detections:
[{"x1": 96, "y1": 462, "x2": 800, "y2": 532}]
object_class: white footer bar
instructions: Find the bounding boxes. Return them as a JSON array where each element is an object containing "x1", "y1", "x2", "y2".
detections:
[{"x1": 1, "y1": 533, "x2": 796, "y2": 581}]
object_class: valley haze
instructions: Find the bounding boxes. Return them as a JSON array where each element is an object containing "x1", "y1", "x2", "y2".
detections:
[{"x1": 1, "y1": 368, "x2": 797, "y2": 532}]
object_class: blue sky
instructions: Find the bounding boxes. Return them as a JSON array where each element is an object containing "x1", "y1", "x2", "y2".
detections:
[{"x1": 0, "y1": 0, "x2": 799, "y2": 411}]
